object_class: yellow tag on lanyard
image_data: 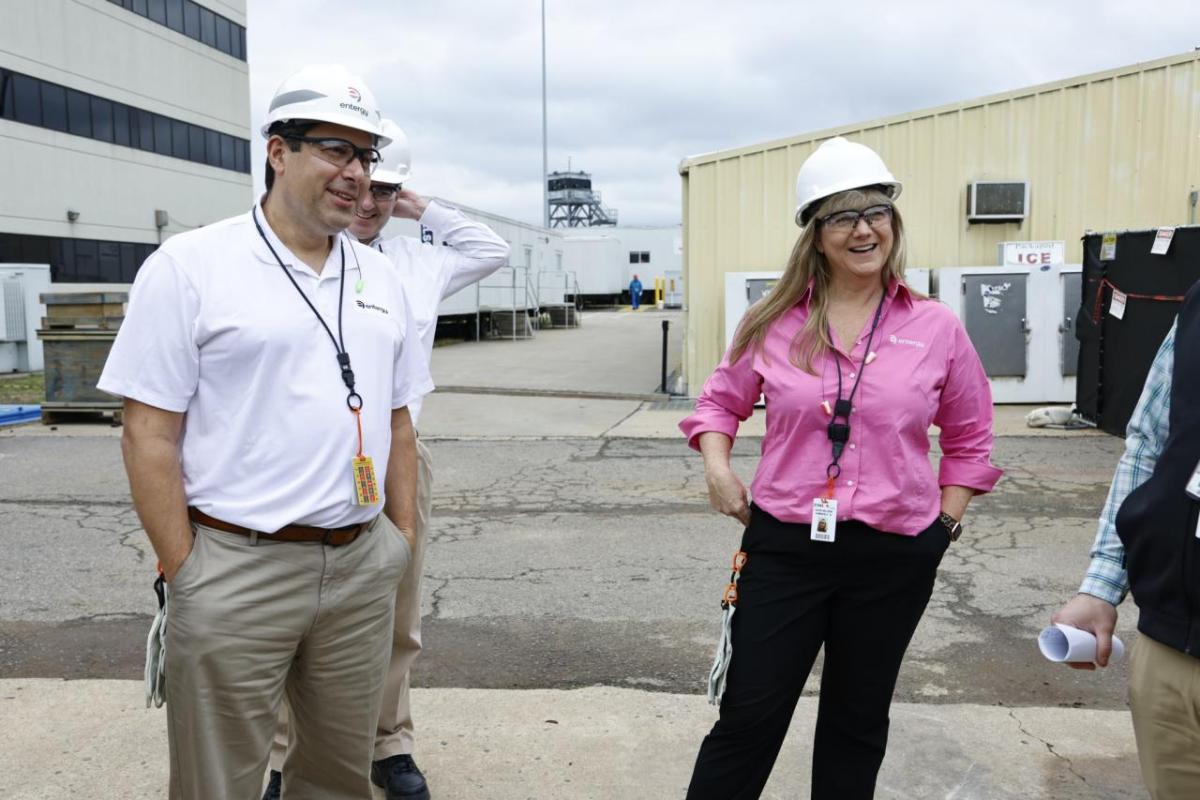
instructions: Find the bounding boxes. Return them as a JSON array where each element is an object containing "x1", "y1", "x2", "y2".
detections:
[
  {"x1": 353, "y1": 455, "x2": 380, "y2": 505},
  {"x1": 349, "y1": 407, "x2": 380, "y2": 505}
]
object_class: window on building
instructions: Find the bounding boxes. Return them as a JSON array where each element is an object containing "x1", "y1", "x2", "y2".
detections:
[
  {"x1": 220, "y1": 133, "x2": 235, "y2": 171},
  {"x1": 98, "y1": 242, "x2": 122, "y2": 281},
  {"x1": 119, "y1": 243, "x2": 139, "y2": 282},
  {"x1": 171, "y1": 119, "x2": 189, "y2": 159},
  {"x1": 640, "y1": 252, "x2": 651, "y2": 263},
  {"x1": 109, "y1": 0, "x2": 246, "y2": 59},
  {"x1": 189, "y1": 124, "x2": 205, "y2": 164},
  {"x1": 73, "y1": 239, "x2": 101, "y2": 281},
  {"x1": 199, "y1": 6, "x2": 216, "y2": 47},
  {"x1": 234, "y1": 137, "x2": 248, "y2": 173},
  {"x1": 205, "y1": 129, "x2": 220, "y2": 167},
  {"x1": 1, "y1": 233, "x2": 161, "y2": 283},
  {"x1": 41, "y1": 83, "x2": 68, "y2": 132},
  {"x1": 3, "y1": 69, "x2": 250, "y2": 173},
  {"x1": 164, "y1": 0, "x2": 184, "y2": 32},
  {"x1": 135, "y1": 108, "x2": 155, "y2": 151},
  {"x1": 215, "y1": 15, "x2": 231, "y2": 54},
  {"x1": 13, "y1": 73, "x2": 41, "y2": 126},
  {"x1": 182, "y1": 0, "x2": 199, "y2": 38},
  {"x1": 629, "y1": 252, "x2": 639, "y2": 264},
  {"x1": 147, "y1": 0, "x2": 166, "y2": 26},
  {"x1": 112, "y1": 103, "x2": 131, "y2": 146},
  {"x1": 153, "y1": 115, "x2": 172, "y2": 157},
  {"x1": 91, "y1": 96, "x2": 115, "y2": 142},
  {"x1": 67, "y1": 89, "x2": 91, "y2": 137},
  {"x1": 0, "y1": 70, "x2": 14, "y2": 119}
]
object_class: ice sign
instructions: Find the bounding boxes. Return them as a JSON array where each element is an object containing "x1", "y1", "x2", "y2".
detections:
[{"x1": 980, "y1": 282, "x2": 1012, "y2": 315}]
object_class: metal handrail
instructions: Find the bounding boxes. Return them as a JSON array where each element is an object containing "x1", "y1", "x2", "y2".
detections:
[{"x1": 475, "y1": 266, "x2": 535, "y2": 341}]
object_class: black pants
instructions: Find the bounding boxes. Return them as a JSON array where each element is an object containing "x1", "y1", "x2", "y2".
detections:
[{"x1": 686, "y1": 504, "x2": 950, "y2": 800}]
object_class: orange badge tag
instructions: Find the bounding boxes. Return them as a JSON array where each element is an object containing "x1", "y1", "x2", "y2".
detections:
[{"x1": 352, "y1": 455, "x2": 380, "y2": 506}]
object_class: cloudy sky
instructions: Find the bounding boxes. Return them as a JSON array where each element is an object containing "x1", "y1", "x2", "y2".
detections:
[{"x1": 246, "y1": 1, "x2": 1200, "y2": 227}]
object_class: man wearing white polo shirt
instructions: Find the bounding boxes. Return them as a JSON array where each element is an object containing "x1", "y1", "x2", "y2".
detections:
[
  {"x1": 99, "y1": 65, "x2": 432, "y2": 800},
  {"x1": 268, "y1": 119, "x2": 508, "y2": 800}
]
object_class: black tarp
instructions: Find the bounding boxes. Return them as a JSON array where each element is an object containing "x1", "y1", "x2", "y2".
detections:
[{"x1": 1076, "y1": 226, "x2": 1200, "y2": 436}]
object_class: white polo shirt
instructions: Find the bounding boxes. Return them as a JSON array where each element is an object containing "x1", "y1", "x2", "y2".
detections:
[
  {"x1": 98, "y1": 203, "x2": 434, "y2": 532},
  {"x1": 371, "y1": 200, "x2": 509, "y2": 426}
]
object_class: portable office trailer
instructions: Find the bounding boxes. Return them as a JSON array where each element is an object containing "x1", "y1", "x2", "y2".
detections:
[
  {"x1": 561, "y1": 226, "x2": 683, "y2": 303},
  {"x1": 679, "y1": 51, "x2": 1200, "y2": 395},
  {"x1": 562, "y1": 234, "x2": 625, "y2": 299}
]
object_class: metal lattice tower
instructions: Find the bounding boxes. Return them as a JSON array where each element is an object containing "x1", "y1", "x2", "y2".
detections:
[{"x1": 547, "y1": 171, "x2": 618, "y2": 228}]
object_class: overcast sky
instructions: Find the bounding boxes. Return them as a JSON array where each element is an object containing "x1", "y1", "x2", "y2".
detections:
[{"x1": 245, "y1": 1, "x2": 1200, "y2": 228}]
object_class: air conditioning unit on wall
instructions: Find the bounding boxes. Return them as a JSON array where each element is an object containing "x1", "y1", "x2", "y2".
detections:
[{"x1": 967, "y1": 181, "x2": 1029, "y2": 223}]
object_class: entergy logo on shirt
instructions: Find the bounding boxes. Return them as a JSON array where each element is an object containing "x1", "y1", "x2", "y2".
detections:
[{"x1": 889, "y1": 334, "x2": 925, "y2": 349}]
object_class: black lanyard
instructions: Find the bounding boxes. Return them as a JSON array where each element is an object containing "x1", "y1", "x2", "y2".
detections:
[
  {"x1": 825, "y1": 292, "x2": 886, "y2": 480},
  {"x1": 251, "y1": 207, "x2": 362, "y2": 411}
]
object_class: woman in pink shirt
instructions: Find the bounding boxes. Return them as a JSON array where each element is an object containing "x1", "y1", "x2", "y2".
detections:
[{"x1": 681, "y1": 138, "x2": 1002, "y2": 800}]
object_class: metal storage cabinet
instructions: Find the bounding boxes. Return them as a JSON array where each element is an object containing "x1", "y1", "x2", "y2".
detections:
[{"x1": 937, "y1": 265, "x2": 1080, "y2": 403}]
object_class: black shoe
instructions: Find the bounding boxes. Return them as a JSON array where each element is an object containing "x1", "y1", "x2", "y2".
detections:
[
  {"x1": 370, "y1": 754, "x2": 431, "y2": 800},
  {"x1": 261, "y1": 770, "x2": 281, "y2": 800}
]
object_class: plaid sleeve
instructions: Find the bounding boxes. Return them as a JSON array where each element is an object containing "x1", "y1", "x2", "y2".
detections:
[{"x1": 1079, "y1": 323, "x2": 1175, "y2": 605}]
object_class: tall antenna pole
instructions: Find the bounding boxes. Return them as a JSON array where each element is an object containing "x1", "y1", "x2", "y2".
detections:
[{"x1": 541, "y1": 0, "x2": 549, "y2": 228}]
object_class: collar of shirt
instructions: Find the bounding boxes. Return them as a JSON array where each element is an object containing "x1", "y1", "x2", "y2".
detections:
[
  {"x1": 795, "y1": 276, "x2": 916, "y2": 315},
  {"x1": 248, "y1": 202, "x2": 355, "y2": 281}
]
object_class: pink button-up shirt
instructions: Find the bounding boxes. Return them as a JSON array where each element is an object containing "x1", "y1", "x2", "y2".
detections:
[{"x1": 680, "y1": 280, "x2": 1002, "y2": 535}]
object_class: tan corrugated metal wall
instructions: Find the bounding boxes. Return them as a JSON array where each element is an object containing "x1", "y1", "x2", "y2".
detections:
[{"x1": 680, "y1": 51, "x2": 1200, "y2": 393}]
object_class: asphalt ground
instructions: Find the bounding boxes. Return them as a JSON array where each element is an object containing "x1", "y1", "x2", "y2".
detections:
[{"x1": 0, "y1": 308, "x2": 1149, "y2": 799}]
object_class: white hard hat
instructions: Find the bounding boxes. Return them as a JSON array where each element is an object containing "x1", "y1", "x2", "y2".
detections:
[
  {"x1": 371, "y1": 120, "x2": 412, "y2": 186},
  {"x1": 261, "y1": 64, "x2": 391, "y2": 146},
  {"x1": 794, "y1": 137, "x2": 902, "y2": 227}
]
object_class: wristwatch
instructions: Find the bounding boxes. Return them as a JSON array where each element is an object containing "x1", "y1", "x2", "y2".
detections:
[{"x1": 938, "y1": 511, "x2": 963, "y2": 542}]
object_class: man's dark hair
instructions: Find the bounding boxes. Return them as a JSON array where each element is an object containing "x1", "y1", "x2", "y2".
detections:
[{"x1": 263, "y1": 121, "x2": 318, "y2": 192}]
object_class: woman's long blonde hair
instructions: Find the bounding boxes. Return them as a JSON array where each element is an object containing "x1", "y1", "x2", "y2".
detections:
[{"x1": 729, "y1": 187, "x2": 909, "y2": 374}]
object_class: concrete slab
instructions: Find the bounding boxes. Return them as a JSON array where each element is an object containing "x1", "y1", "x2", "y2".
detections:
[
  {"x1": 432, "y1": 309, "x2": 683, "y2": 396},
  {"x1": 0, "y1": 680, "x2": 1143, "y2": 800},
  {"x1": 418, "y1": 392, "x2": 641, "y2": 439}
]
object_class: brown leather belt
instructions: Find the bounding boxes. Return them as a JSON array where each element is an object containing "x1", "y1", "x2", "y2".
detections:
[{"x1": 187, "y1": 507, "x2": 367, "y2": 547}]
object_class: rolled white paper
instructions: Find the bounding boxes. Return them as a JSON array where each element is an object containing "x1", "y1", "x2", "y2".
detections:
[{"x1": 1038, "y1": 623, "x2": 1125, "y2": 664}]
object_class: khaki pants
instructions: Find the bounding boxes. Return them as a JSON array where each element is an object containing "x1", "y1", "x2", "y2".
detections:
[
  {"x1": 1129, "y1": 633, "x2": 1200, "y2": 800},
  {"x1": 271, "y1": 438, "x2": 433, "y2": 770},
  {"x1": 166, "y1": 514, "x2": 411, "y2": 800}
]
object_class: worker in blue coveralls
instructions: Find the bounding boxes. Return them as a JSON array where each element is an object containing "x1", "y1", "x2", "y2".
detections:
[{"x1": 630, "y1": 274, "x2": 643, "y2": 310}]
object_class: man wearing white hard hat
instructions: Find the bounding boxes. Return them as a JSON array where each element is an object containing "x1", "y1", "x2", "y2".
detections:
[
  {"x1": 268, "y1": 117, "x2": 509, "y2": 800},
  {"x1": 680, "y1": 137, "x2": 998, "y2": 798},
  {"x1": 99, "y1": 64, "x2": 432, "y2": 800}
]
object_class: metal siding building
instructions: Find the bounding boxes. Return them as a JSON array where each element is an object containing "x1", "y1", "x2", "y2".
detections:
[{"x1": 678, "y1": 51, "x2": 1200, "y2": 394}]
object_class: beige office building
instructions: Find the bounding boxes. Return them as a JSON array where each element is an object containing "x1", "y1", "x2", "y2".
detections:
[
  {"x1": 678, "y1": 50, "x2": 1200, "y2": 394},
  {"x1": 1, "y1": 0, "x2": 251, "y2": 283}
]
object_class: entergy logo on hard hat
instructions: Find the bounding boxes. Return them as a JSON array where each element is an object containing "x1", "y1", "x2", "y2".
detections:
[{"x1": 348, "y1": 86, "x2": 361, "y2": 102}]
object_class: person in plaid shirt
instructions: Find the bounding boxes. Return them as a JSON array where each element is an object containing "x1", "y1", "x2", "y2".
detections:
[{"x1": 1052, "y1": 309, "x2": 1200, "y2": 800}]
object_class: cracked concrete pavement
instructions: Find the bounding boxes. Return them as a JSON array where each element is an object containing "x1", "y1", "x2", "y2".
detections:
[{"x1": 0, "y1": 309, "x2": 1150, "y2": 798}]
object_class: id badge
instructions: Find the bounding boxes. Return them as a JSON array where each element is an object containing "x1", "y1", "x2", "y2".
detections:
[
  {"x1": 811, "y1": 497, "x2": 838, "y2": 543},
  {"x1": 1186, "y1": 459, "x2": 1200, "y2": 501},
  {"x1": 352, "y1": 455, "x2": 380, "y2": 505}
]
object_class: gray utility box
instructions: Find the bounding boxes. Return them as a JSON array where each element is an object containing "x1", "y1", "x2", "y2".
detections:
[
  {"x1": 936, "y1": 265, "x2": 1081, "y2": 403},
  {"x1": 36, "y1": 292, "x2": 127, "y2": 423}
]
